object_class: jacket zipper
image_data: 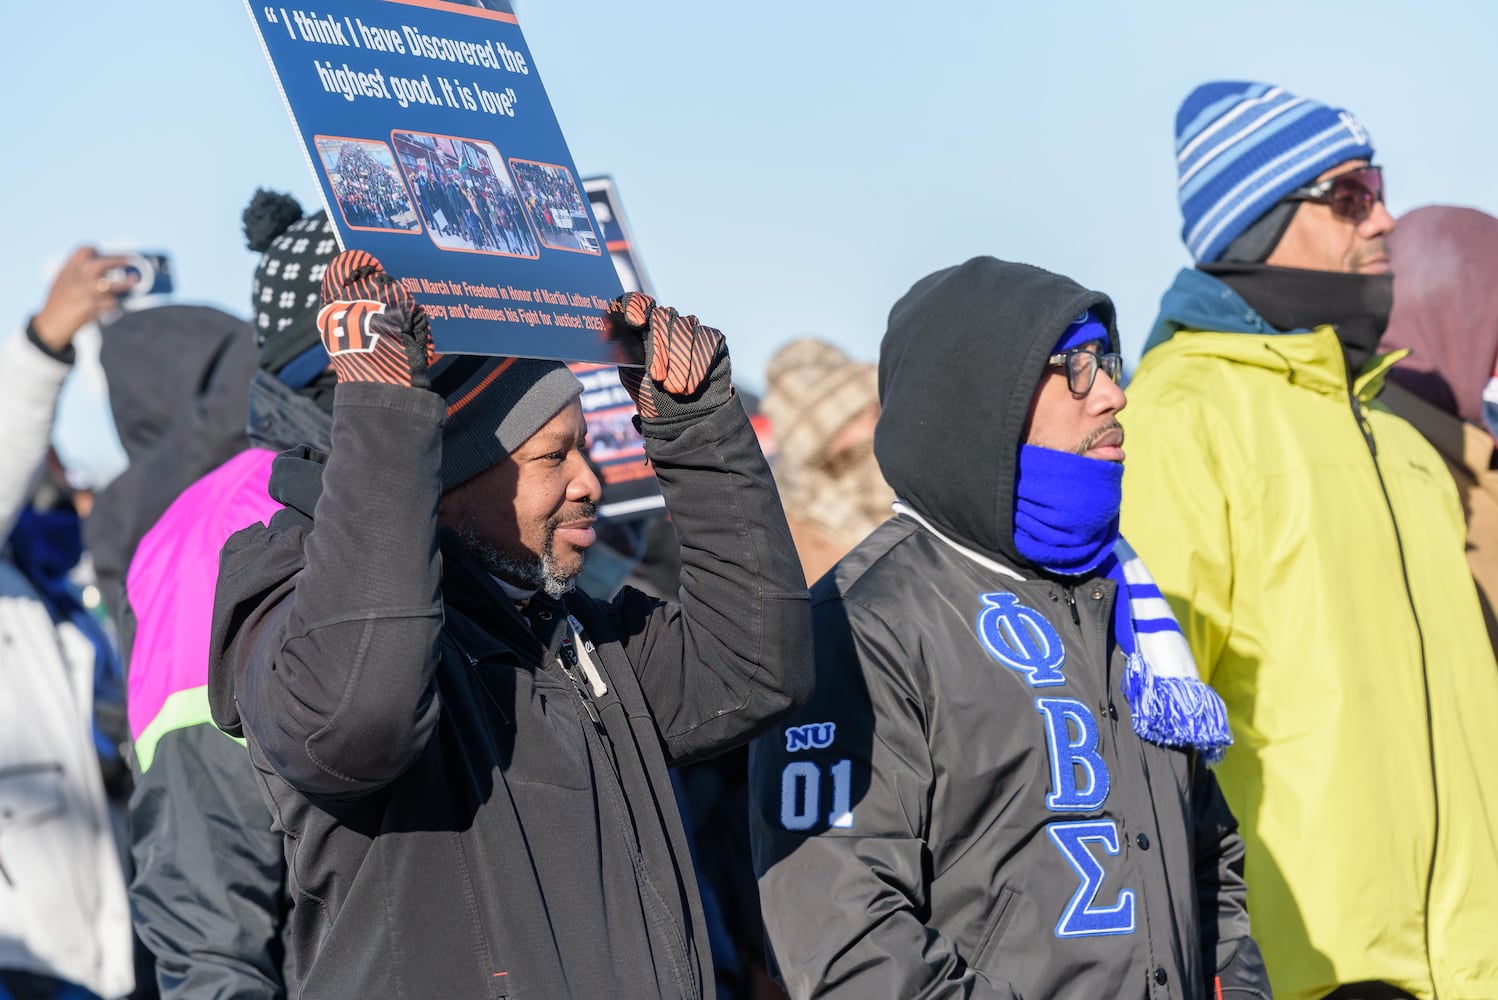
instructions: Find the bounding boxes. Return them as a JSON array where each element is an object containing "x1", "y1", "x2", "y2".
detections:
[
  {"x1": 556, "y1": 631, "x2": 698, "y2": 1000},
  {"x1": 1351, "y1": 390, "x2": 1441, "y2": 1000}
]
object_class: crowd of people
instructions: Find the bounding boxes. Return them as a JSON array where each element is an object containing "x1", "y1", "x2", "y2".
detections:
[
  {"x1": 512, "y1": 159, "x2": 598, "y2": 251},
  {"x1": 321, "y1": 140, "x2": 420, "y2": 232},
  {"x1": 4, "y1": 78, "x2": 1498, "y2": 1000},
  {"x1": 396, "y1": 133, "x2": 539, "y2": 257}
]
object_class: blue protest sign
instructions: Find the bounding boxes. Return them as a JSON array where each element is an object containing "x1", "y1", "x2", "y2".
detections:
[{"x1": 246, "y1": 0, "x2": 628, "y2": 363}]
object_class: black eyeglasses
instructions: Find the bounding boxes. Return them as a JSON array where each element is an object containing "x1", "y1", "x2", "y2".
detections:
[
  {"x1": 1281, "y1": 165, "x2": 1384, "y2": 225},
  {"x1": 1047, "y1": 348, "x2": 1123, "y2": 394}
]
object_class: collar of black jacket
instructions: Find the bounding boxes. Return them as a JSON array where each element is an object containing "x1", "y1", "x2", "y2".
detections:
[{"x1": 439, "y1": 530, "x2": 569, "y2": 662}]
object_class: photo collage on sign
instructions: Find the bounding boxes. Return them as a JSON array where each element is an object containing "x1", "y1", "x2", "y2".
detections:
[{"x1": 314, "y1": 131, "x2": 600, "y2": 260}]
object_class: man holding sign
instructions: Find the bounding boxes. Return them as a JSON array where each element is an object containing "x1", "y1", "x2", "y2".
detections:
[{"x1": 207, "y1": 250, "x2": 812, "y2": 998}]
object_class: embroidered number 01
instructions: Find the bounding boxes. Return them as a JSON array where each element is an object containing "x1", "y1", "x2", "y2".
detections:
[{"x1": 779, "y1": 760, "x2": 854, "y2": 831}]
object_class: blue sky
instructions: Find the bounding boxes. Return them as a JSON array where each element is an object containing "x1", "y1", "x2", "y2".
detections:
[{"x1": 5, "y1": 0, "x2": 1494, "y2": 482}]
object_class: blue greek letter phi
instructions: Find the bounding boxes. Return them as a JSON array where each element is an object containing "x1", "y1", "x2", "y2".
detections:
[{"x1": 976, "y1": 593, "x2": 1066, "y2": 687}]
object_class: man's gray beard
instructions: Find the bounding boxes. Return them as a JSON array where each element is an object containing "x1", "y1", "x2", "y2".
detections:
[{"x1": 455, "y1": 522, "x2": 578, "y2": 599}]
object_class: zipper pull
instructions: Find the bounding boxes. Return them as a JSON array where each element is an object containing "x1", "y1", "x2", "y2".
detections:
[
  {"x1": 1065, "y1": 587, "x2": 1080, "y2": 625},
  {"x1": 580, "y1": 695, "x2": 603, "y2": 727}
]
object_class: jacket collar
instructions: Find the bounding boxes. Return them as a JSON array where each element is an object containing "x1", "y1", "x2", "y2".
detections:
[
  {"x1": 438, "y1": 530, "x2": 566, "y2": 661},
  {"x1": 893, "y1": 500, "x2": 1024, "y2": 581}
]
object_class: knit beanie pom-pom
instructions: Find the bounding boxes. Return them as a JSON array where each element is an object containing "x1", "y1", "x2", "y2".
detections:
[{"x1": 243, "y1": 189, "x2": 306, "y2": 253}]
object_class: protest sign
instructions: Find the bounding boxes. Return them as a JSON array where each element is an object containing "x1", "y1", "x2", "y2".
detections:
[
  {"x1": 245, "y1": 0, "x2": 628, "y2": 363},
  {"x1": 572, "y1": 175, "x2": 663, "y2": 519}
]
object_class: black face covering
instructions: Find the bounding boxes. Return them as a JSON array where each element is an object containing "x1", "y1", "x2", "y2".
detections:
[{"x1": 1200, "y1": 263, "x2": 1395, "y2": 378}]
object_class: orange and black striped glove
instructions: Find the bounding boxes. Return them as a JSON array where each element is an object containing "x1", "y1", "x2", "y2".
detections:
[
  {"x1": 609, "y1": 292, "x2": 731, "y2": 438},
  {"x1": 317, "y1": 250, "x2": 435, "y2": 390}
]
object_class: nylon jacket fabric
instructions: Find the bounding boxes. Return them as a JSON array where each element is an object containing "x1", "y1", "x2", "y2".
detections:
[
  {"x1": 122, "y1": 446, "x2": 295, "y2": 998},
  {"x1": 751, "y1": 257, "x2": 1268, "y2": 1000},
  {"x1": 1120, "y1": 268, "x2": 1498, "y2": 1000},
  {"x1": 0, "y1": 329, "x2": 134, "y2": 998},
  {"x1": 208, "y1": 381, "x2": 812, "y2": 999}
]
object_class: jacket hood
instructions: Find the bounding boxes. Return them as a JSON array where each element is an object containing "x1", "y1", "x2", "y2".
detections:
[
  {"x1": 1142, "y1": 267, "x2": 1289, "y2": 354},
  {"x1": 1383, "y1": 205, "x2": 1498, "y2": 427},
  {"x1": 874, "y1": 256, "x2": 1117, "y2": 565},
  {"x1": 99, "y1": 305, "x2": 256, "y2": 462}
]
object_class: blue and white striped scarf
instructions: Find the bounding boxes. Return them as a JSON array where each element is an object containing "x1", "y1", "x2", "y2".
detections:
[
  {"x1": 1012, "y1": 444, "x2": 1233, "y2": 762},
  {"x1": 1102, "y1": 539, "x2": 1232, "y2": 763}
]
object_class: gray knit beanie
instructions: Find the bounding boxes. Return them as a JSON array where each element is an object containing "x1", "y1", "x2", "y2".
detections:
[{"x1": 430, "y1": 354, "x2": 584, "y2": 490}]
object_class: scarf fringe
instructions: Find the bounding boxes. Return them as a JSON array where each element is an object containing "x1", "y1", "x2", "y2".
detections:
[{"x1": 1122, "y1": 652, "x2": 1231, "y2": 764}]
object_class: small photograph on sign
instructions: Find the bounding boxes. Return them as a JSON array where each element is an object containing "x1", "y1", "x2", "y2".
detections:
[
  {"x1": 392, "y1": 130, "x2": 540, "y2": 259},
  {"x1": 315, "y1": 136, "x2": 422, "y2": 234},
  {"x1": 510, "y1": 159, "x2": 601, "y2": 255}
]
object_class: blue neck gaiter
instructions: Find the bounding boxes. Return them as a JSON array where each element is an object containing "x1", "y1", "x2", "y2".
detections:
[{"x1": 1012, "y1": 444, "x2": 1123, "y2": 576}]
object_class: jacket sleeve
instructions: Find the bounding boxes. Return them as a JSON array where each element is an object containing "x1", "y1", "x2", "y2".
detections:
[
  {"x1": 0, "y1": 327, "x2": 71, "y2": 541},
  {"x1": 1118, "y1": 388, "x2": 1237, "y2": 683},
  {"x1": 129, "y1": 724, "x2": 294, "y2": 999},
  {"x1": 1192, "y1": 757, "x2": 1271, "y2": 998},
  {"x1": 748, "y1": 598, "x2": 1020, "y2": 1000},
  {"x1": 610, "y1": 395, "x2": 814, "y2": 764},
  {"x1": 234, "y1": 382, "x2": 446, "y2": 799}
]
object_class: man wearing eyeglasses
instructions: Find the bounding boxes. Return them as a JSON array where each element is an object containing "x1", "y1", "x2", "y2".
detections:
[
  {"x1": 1121, "y1": 82, "x2": 1498, "y2": 1000},
  {"x1": 749, "y1": 256, "x2": 1271, "y2": 999}
]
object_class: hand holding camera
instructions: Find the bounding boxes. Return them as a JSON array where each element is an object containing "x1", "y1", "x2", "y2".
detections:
[{"x1": 31, "y1": 247, "x2": 141, "y2": 353}]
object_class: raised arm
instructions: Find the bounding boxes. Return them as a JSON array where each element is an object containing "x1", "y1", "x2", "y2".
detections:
[
  {"x1": 604, "y1": 293, "x2": 814, "y2": 763},
  {"x1": 1, "y1": 247, "x2": 132, "y2": 538},
  {"x1": 234, "y1": 251, "x2": 445, "y2": 799}
]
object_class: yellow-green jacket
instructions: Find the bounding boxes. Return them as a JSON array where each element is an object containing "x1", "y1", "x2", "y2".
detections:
[{"x1": 1120, "y1": 268, "x2": 1498, "y2": 1000}]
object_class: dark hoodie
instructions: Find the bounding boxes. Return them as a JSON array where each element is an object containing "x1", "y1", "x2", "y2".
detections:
[
  {"x1": 750, "y1": 257, "x2": 1267, "y2": 1000},
  {"x1": 873, "y1": 256, "x2": 1116, "y2": 565},
  {"x1": 86, "y1": 305, "x2": 257, "y2": 621}
]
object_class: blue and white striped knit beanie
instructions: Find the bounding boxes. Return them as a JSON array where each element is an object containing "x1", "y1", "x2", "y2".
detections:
[{"x1": 1175, "y1": 81, "x2": 1376, "y2": 263}]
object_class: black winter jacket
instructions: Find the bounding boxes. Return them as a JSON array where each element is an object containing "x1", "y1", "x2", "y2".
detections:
[
  {"x1": 209, "y1": 381, "x2": 812, "y2": 999},
  {"x1": 748, "y1": 257, "x2": 1269, "y2": 999},
  {"x1": 749, "y1": 514, "x2": 1268, "y2": 999}
]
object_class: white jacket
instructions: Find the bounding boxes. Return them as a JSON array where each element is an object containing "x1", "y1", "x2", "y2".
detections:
[{"x1": 0, "y1": 327, "x2": 133, "y2": 998}]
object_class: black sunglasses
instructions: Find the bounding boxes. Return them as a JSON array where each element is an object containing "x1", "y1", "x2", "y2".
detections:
[
  {"x1": 1047, "y1": 348, "x2": 1123, "y2": 394},
  {"x1": 1281, "y1": 165, "x2": 1384, "y2": 225}
]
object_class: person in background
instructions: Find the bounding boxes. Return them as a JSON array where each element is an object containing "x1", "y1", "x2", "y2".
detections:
[
  {"x1": 83, "y1": 308, "x2": 255, "y2": 629},
  {"x1": 752, "y1": 256, "x2": 1267, "y2": 999},
  {"x1": 1, "y1": 248, "x2": 136, "y2": 1000},
  {"x1": 123, "y1": 190, "x2": 339, "y2": 998},
  {"x1": 760, "y1": 338, "x2": 893, "y2": 585},
  {"x1": 1379, "y1": 205, "x2": 1498, "y2": 649},
  {"x1": 1121, "y1": 81, "x2": 1498, "y2": 999}
]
